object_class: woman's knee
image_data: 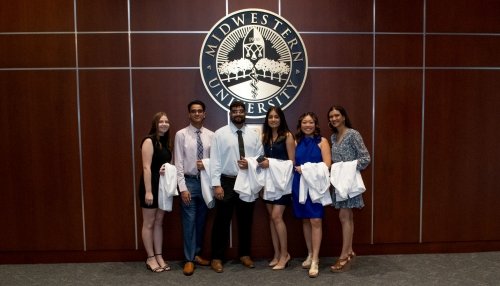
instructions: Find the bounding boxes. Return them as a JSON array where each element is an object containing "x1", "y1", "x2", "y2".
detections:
[
  {"x1": 310, "y1": 218, "x2": 322, "y2": 228},
  {"x1": 338, "y1": 209, "x2": 352, "y2": 222}
]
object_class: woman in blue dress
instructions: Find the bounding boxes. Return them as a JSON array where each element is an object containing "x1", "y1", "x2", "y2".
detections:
[
  {"x1": 327, "y1": 106, "x2": 370, "y2": 272},
  {"x1": 292, "y1": 112, "x2": 332, "y2": 278},
  {"x1": 259, "y1": 107, "x2": 295, "y2": 270}
]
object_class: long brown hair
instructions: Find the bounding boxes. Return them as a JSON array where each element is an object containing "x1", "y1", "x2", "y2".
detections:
[{"x1": 147, "y1": 112, "x2": 171, "y2": 150}]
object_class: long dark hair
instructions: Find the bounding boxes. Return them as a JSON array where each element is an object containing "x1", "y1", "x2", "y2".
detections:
[
  {"x1": 147, "y1": 111, "x2": 171, "y2": 150},
  {"x1": 262, "y1": 106, "x2": 291, "y2": 144},
  {"x1": 295, "y1": 112, "x2": 321, "y2": 144},
  {"x1": 327, "y1": 105, "x2": 352, "y2": 134}
]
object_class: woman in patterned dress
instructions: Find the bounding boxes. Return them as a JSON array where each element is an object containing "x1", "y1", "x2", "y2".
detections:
[{"x1": 327, "y1": 106, "x2": 371, "y2": 272}]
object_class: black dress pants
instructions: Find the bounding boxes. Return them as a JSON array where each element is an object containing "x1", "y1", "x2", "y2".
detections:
[{"x1": 211, "y1": 176, "x2": 255, "y2": 260}]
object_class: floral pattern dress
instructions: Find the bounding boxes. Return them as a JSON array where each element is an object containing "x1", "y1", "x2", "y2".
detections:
[{"x1": 330, "y1": 128, "x2": 370, "y2": 209}]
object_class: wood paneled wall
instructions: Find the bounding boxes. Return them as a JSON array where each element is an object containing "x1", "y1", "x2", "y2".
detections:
[{"x1": 1, "y1": 0, "x2": 499, "y2": 263}]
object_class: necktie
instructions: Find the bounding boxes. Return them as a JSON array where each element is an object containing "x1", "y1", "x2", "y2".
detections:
[
  {"x1": 196, "y1": 130, "x2": 203, "y2": 160},
  {"x1": 236, "y1": 130, "x2": 245, "y2": 158}
]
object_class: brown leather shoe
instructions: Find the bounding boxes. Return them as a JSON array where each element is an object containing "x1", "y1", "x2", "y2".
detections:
[
  {"x1": 183, "y1": 262, "x2": 195, "y2": 276},
  {"x1": 211, "y1": 259, "x2": 223, "y2": 273},
  {"x1": 240, "y1": 256, "x2": 255, "y2": 268},
  {"x1": 194, "y1": 255, "x2": 210, "y2": 266}
]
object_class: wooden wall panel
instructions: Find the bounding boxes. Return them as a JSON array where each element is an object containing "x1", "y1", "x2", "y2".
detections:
[
  {"x1": 131, "y1": 34, "x2": 205, "y2": 67},
  {"x1": 76, "y1": 0, "x2": 128, "y2": 31},
  {"x1": 426, "y1": 35, "x2": 500, "y2": 67},
  {"x1": 79, "y1": 70, "x2": 136, "y2": 250},
  {"x1": 0, "y1": 0, "x2": 74, "y2": 32},
  {"x1": 78, "y1": 34, "x2": 129, "y2": 67},
  {"x1": 283, "y1": 0, "x2": 372, "y2": 31},
  {"x1": 0, "y1": 35, "x2": 75, "y2": 68},
  {"x1": 374, "y1": 70, "x2": 422, "y2": 243},
  {"x1": 375, "y1": 0, "x2": 423, "y2": 32},
  {"x1": 427, "y1": 0, "x2": 500, "y2": 33},
  {"x1": 0, "y1": 71, "x2": 82, "y2": 251},
  {"x1": 302, "y1": 34, "x2": 372, "y2": 67},
  {"x1": 376, "y1": 35, "x2": 423, "y2": 67},
  {"x1": 229, "y1": 0, "x2": 279, "y2": 13},
  {"x1": 423, "y1": 70, "x2": 500, "y2": 242},
  {"x1": 130, "y1": 0, "x2": 225, "y2": 31}
]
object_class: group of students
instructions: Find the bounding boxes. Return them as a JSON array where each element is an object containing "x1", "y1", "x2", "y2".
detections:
[{"x1": 138, "y1": 99, "x2": 371, "y2": 278}]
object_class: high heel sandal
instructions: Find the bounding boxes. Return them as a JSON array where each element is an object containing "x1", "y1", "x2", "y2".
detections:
[
  {"x1": 302, "y1": 254, "x2": 312, "y2": 269},
  {"x1": 308, "y1": 260, "x2": 319, "y2": 278},
  {"x1": 330, "y1": 256, "x2": 351, "y2": 273},
  {"x1": 145, "y1": 256, "x2": 163, "y2": 273},
  {"x1": 272, "y1": 254, "x2": 291, "y2": 270},
  {"x1": 268, "y1": 257, "x2": 279, "y2": 267},
  {"x1": 154, "y1": 253, "x2": 170, "y2": 271},
  {"x1": 348, "y1": 252, "x2": 356, "y2": 264}
]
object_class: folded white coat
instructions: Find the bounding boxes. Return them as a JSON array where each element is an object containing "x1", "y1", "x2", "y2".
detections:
[
  {"x1": 234, "y1": 157, "x2": 264, "y2": 202},
  {"x1": 200, "y1": 158, "x2": 215, "y2": 208},
  {"x1": 330, "y1": 160, "x2": 366, "y2": 202},
  {"x1": 263, "y1": 158, "x2": 293, "y2": 201},
  {"x1": 158, "y1": 163, "x2": 179, "y2": 211},
  {"x1": 299, "y1": 162, "x2": 332, "y2": 206}
]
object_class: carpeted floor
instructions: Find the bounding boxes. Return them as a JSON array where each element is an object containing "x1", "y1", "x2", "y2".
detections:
[{"x1": 1, "y1": 252, "x2": 499, "y2": 285}]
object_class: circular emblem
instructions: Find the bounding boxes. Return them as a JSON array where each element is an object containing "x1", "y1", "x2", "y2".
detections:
[{"x1": 200, "y1": 9, "x2": 308, "y2": 118}]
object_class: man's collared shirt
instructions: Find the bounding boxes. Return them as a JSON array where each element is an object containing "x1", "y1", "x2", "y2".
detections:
[
  {"x1": 210, "y1": 122, "x2": 263, "y2": 187},
  {"x1": 174, "y1": 124, "x2": 214, "y2": 192}
]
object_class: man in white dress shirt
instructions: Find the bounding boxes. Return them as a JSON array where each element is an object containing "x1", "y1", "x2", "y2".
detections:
[
  {"x1": 209, "y1": 101, "x2": 264, "y2": 273},
  {"x1": 174, "y1": 100, "x2": 214, "y2": 276}
]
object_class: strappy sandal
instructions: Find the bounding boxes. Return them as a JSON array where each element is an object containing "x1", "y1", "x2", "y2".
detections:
[
  {"x1": 348, "y1": 252, "x2": 356, "y2": 264},
  {"x1": 155, "y1": 253, "x2": 170, "y2": 271},
  {"x1": 308, "y1": 260, "x2": 319, "y2": 278},
  {"x1": 302, "y1": 254, "x2": 312, "y2": 269},
  {"x1": 330, "y1": 256, "x2": 351, "y2": 273},
  {"x1": 145, "y1": 256, "x2": 163, "y2": 273}
]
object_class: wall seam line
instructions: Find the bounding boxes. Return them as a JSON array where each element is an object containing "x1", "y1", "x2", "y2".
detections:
[{"x1": 73, "y1": 0, "x2": 87, "y2": 252}]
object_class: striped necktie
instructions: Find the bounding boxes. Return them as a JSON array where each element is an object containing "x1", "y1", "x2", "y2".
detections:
[{"x1": 196, "y1": 130, "x2": 203, "y2": 160}]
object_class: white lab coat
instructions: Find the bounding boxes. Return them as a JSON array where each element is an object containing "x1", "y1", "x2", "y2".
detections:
[
  {"x1": 234, "y1": 157, "x2": 264, "y2": 202},
  {"x1": 299, "y1": 162, "x2": 332, "y2": 206},
  {"x1": 200, "y1": 158, "x2": 215, "y2": 208},
  {"x1": 330, "y1": 160, "x2": 366, "y2": 202},
  {"x1": 262, "y1": 158, "x2": 293, "y2": 201},
  {"x1": 158, "y1": 163, "x2": 179, "y2": 211}
]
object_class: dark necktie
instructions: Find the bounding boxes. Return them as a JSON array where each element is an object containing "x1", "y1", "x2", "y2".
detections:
[
  {"x1": 196, "y1": 130, "x2": 203, "y2": 160},
  {"x1": 236, "y1": 130, "x2": 245, "y2": 158}
]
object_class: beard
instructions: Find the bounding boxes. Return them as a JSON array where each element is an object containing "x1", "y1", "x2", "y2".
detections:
[{"x1": 230, "y1": 115, "x2": 245, "y2": 125}]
